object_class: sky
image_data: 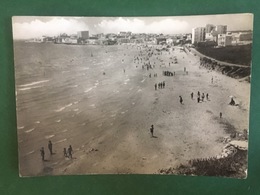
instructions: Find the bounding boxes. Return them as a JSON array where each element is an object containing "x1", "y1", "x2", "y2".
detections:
[{"x1": 12, "y1": 14, "x2": 253, "y2": 39}]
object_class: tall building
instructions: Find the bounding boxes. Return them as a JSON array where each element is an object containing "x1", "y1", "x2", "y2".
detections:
[
  {"x1": 205, "y1": 24, "x2": 215, "y2": 33},
  {"x1": 77, "y1": 31, "x2": 89, "y2": 39},
  {"x1": 192, "y1": 27, "x2": 206, "y2": 44},
  {"x1": 215, "y1": 25, "x2": 227, "y2": 34}
]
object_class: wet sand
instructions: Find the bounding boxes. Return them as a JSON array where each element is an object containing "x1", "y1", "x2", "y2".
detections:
[{"x1": 14, "y1": 43, "x2": 250, "y2": 176}]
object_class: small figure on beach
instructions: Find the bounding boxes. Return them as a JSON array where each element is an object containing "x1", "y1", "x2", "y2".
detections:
[
  {"x1": 155, "y1": 83, "x2": 157, "y2": 90},
  {"x1": 206, "y1": 93, "x2": 209, "y2": 100},
  {"x1": 220, "y1": 112, "x2": 222, "y2": 118},
  {"x1": 184, "y1": 67, "x2": 186, "y2": 72},
  {"x1": 68, "y1": 145, "x2": 73, "y2": 159},
  {"x1": 179, "y1": 96, "x2": 183, "y2": 104},
  {"x1": 48, "y1": 140, "x2": 53, "y2": 155},
  {"x1": 201, "y1": 93, "x2": 205, "y2": 101},
  {"x1": 197, "y1": 97, "x2": 200, "y2": 103},
  {"x1": 211, "y1": 77, "x2": 213, "y2": 84},
  {"x1": 191, "y1": 92, "x2": 194, "y2": 99},
  {"x1": 63, "y1": 148, "x2": 67, "y2": 158},
  {"x1": 40, "y1": 147, "x2": 45, "y2": 161},
  {"x1": 197, "y1": 91, "x2": 200, "y2": 98},
  {"x1": 229, "y1": 97, "x2": 236, "y2": 106},
  {"x1": 123, "y1": 69, "x2": 125, "y2": 73},
  {"x1": 150, "y1": 125, "x2": 154, "y2": 137}
]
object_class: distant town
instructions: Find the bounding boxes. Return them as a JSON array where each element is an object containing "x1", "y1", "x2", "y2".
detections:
[{"x1": 26, "y1": 23, "x2": 252, "y2": 48}]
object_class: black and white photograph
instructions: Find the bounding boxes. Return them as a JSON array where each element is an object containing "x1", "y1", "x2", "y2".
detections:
[{"x1": 12, "y1": 14, "x2": 252, "y2": 177}]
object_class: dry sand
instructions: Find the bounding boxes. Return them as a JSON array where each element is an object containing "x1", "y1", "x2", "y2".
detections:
[{"x1": 15, "y1": 43, "x2": 250, "y2": 176}]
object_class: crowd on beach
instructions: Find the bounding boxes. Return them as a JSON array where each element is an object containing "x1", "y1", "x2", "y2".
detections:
[{"x1": 38, "y1": 43, "x2": 238, "y2": 163}]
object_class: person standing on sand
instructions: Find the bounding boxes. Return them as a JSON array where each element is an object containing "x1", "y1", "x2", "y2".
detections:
[
  {"x1": 48, "y1": 140, "x2": 53, "y2": 155},
  {"x1": 68, "y1": 145, "x2": 73, "y2": 159},
  {"x1": 220, "y1": 112, "x2": 222, "y2": 118},
  {"x1": 155, "y1": 83, "x2": 157, "y2": 90},
  {"x1": 191, "y1": 92, "x2": 194, "y2": 99},
  {"x1": 197, "y1": 97, "x2": 200, "y2": 103},
  {"x1": 179, "y1": 96, "x2": 183, "y2": 104},
  {"x1": 202, "y1": 93, "x2": 205, "y2": 101},
  {"x1": 206, "y1": 93, "x2": 209, "y2": 100},
  {"x1": 40, "y1": 147, "x2": 45, "y2": 161},
  {"x1": 211, "y1": 77, "x2": 213, "y2": 84},
  {"x1": 150, "y1": 125, "x2": 154, "y2": 138}
]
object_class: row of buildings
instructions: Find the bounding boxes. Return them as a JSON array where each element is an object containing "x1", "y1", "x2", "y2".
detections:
[
  {"x1": 192, "y1": 24, "x2": 252, "y2": 47},
  {"x1": 29, "y1": 26, "x2": 252, "y2": 48},
  {"x1": 29, "y1": 30, "x2": 193, "y2": 46}
]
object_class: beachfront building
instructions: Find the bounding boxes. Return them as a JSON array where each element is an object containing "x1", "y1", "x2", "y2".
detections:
[
  {"x1": 156, "y1": 37, "x2": 167, "y2": 45},
  {"x1": 192, "y1": 27, "x2": 206, "y2": 44},
  {"x1": 217, "y1": 33, "x2": 232, "y2": 47},
  {"x1": 77, "y1": 31, "x2": 89, "y2": 40},
  {"x1": 215, "y1": 25, "x2": 227, "y2": 34},
  {"x1": 206, "y1": 24, "x2": 215, "y2": 33}
]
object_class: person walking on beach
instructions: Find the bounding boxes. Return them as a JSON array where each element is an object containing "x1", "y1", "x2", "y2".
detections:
[
  {"x1": 40, "y1": 147, "x2": 45, "y2": 161},
  {"x1": 179, "y1": 96, "x2": 183, "y2": 104},
  {"x1": 197, "y1": 97, "x2": 200, "y2": 103},
  {"x1": 150, "y1": 125, "x2": 154, "y2": 138},
  {"x1": 220, "y1": 112, "x2": 222, "y2": 118},
  {"x1": 48, "y1": 140, "x2": 53, "y2": 155},
  {"x1": 68, "y1": 145, "x2": 73, "y2": 159},
  {"x1": 63, "y1": 148, "x2": 67, "y2": 158},
  {"x1": 202, "y1": 93, "x2": 205, "y2": 101},
  {"x1": 197, "y1": 91, "x2": 200, "y2": 98},
  {"x1": 155, "y1": 83, "x2": 157, "y2": 90},
  {"x1": 191, "y1": 92, "x2": 194, "y2": 99},
  {"x1": 206, "y1": 93, "x2": 209, "y2": 100},
  {"x1": 211, "y1": 77, "x2": 213, "y2": 84}
]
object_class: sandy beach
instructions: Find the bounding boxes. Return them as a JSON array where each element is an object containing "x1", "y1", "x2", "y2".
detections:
[{"x1": 14, "y1": 42, "x2": 250, "y2": 176}]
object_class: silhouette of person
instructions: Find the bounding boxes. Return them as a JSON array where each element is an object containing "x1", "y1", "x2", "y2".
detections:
[
  {"x1": 150, "y1": 125, "x2": 154, "y2": 137},
  {"x1": 63, "y1": 148, "x2": 67, "y2": 157},
  {"x1": 48, "y1": 140, "x2": 53, "y2": 155},
  {"x1": 155, "y1": 83, "x2": 157, "y2": 90},
  {"x1": 40, "y1": 147, "x2": 45, "y2": 161},
  {"x1": 68, "y1": 145, "x2": 73, "y2": 159},
  {"x1": 191, "y1": 92, "x2": 194, "y2": 99},
  {"x1": 220, "y1": 112, "x2": 223, "y2": 118},
  {"x1": 179, "y1": 96, "x2": 183, "y2": 104}
]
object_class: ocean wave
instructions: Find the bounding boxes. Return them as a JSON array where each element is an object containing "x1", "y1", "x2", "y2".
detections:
[
  {"x1": 55, "y1": 103, "x2": 73, "y2": 112},
  {"x1": 18, "y1": 80, "x2": 49, "y2": 87}
]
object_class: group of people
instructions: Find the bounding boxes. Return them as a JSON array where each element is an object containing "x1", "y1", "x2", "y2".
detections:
[
  {"x1": 190, "y1": 91, "x2": 210, "y2": 103},
  {"x1": 40, "y1": 140, "x2": 73, "y2": 161},
  {"x1": 155, "y1": 81, "x2": 166, "y2": 90},
  {"x1": 163, "y1": 70, "x2": 175, "y2": 77}
]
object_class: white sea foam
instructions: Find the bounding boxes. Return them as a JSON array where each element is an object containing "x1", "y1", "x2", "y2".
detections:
[
  {"x1": 73, "y1": 101, "x2": 79, "y2": 104},
  {"x1": 55, "y1": 103, "x2": 73, "y2": 112},
  {"x1": 26, "y1": 150, "x2": 35, "y2": 155},
  {"x1": 141, "y1": 78, "x2": 146, "y2": 83},
  {"x1": 85, "y1": 87, "x2": 93, "y2": 93},
  {"x1": 18, "y1": 85, "x2": 42, "y2": 91},
  {"x1": 73, "y1": 108, "x2": 79, "y2": 112},
  {"x1": 45, "y1": 134, "x2": 55, "y2": 139},
  {"x1": 18, "y1": 126, "x2": 25, "y2": 130},
  {"x1": 25, "y1": 128, "x2": 35, "y2": 133},
  {"x1": 53, "y1": 139, "x2": 67, "y2": 144},
  {"x1": 61, "y1": 129, "x2": 68, "y2": 133},
  {"x1": 55, "y1": 119, "x2": 61, "y2": 123},
  {"x1": 19, "y1": 80, "x2": 49, "y2": 87},
  {"x1": 35, "y1": 121, "x2": 40, "y2": 124}
]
